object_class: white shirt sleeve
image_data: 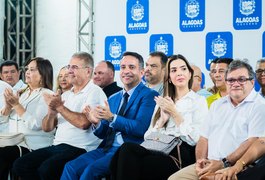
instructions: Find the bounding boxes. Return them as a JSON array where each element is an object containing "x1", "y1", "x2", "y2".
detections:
[{"x1": 177, "y1": 96, "x2": 208, "y2": 146}]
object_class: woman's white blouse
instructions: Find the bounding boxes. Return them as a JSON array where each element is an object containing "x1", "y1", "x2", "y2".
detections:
[
  {"x1": 145, "y1": 90, "x2": 208, "y2": 146},
  {"x1": 0, "y1": 88, "x2": 54, "y2": 150}
]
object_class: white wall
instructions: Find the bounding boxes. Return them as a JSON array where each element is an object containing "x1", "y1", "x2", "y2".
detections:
[
  {"x1": 36, "y1": 0, "x2": 78, "y2": 82},
  {"x1": 34, "y1": 0, "x2": 265, "y2": 88}
]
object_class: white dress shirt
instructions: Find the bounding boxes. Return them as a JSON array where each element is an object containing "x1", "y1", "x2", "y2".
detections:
[
  {"x1": 12, "y1": 80, "x2": 27, "y2": 93},
  {"x1": 201, "y1": 89, "x2": 265, "y2": 160}
]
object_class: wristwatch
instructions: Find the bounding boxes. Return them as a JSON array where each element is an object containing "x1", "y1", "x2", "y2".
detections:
[{"x1": 222, "y1": 158, "x2": 231, "y2": 168}]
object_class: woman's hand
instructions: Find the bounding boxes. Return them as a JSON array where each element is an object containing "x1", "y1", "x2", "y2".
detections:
[
  {"x1": 155, "y1": 96, "x2": 183, "y2": 125},
  {"x1": 4, "y1": 88, "x2": 20, "y2": 108},
  {"x1": 154, "y1": 96, "x2": 175, "y2": 114}
]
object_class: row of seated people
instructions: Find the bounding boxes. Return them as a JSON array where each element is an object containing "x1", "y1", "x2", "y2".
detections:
[{"x1": 0, "y1": 51, "x2": 265, "y2": 180}]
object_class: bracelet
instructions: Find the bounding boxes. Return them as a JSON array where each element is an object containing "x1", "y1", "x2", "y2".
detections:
[{"x1": 237, "y1": 160, "x2": 246, "y2": 169}]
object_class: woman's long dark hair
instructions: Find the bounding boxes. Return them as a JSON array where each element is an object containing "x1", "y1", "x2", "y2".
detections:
[{"x1": 152, "y1": 54, "x2": 194, "y2": 127}]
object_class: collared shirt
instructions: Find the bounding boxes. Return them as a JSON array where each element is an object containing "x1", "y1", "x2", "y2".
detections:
[
  {"x1": 196, "y1": 89, "x2": 213, "y2": 98},
  {"x1": 206, "y1": 91, "x2": 221, "y2": 108},
  {"x1": 0, "y1": 87, "x2": 55, "y2": 150},
  {"x1": 53, "y1": 80, "x2": 107, "y2": 151},
  {"x1": 201, "y1": 89, "x2": 265, "y2": 160},
  {"x1": 13, "y1": 80, "x2": 27, "y2": 93},
  {"x1": 259, "y1": 90, "x2": 265, "y2": 98},
  {"x1": 146, "y1": 82, "x2": 164, "y2": 96},
  {"x1": 145, "y1": 90, "x2": 208, "y2": 146}
]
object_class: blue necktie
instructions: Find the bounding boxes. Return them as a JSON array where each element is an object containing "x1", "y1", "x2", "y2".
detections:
[{"x1": 103, "y1": 93, "x2": 129, "y2": 152}]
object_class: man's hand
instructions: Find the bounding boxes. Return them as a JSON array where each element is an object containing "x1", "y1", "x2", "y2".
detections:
[
  {"x1": 215, "y1": 166, "x2": 240, "y2": 180},
  {"x1": 93, "y1": 100, "x2": 114, "y2": 121},
  {"x1": 196, "y1": 159, "x2": 223, "y2": 178},
  {"x1": 83, "y1": 105, "x2": 100, "y2": 124},
  {"x1": 195, "y1": 159, "x2": 209, "y2": 176},
  {"x1": 43, "y1": 90, "x2": 64, "y2": 111}
]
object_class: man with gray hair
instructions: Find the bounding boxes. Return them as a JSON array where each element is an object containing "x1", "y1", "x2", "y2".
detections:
[
  {"x1": 255, "y1": 58, "x2": 265, "y2": 97},
  {"x1": 169, "y1": 59, "x2": 265, "y2": 180}
]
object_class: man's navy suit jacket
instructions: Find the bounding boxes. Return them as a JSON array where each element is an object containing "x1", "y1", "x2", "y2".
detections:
[{"x1": 95, "y1": 82, "x2": 159, "y2": 148}]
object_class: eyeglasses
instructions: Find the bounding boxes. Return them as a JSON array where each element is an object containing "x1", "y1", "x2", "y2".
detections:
[
  {"x1": 24, "y1": 66, "x2": 38, "y2": 72},
  {"x1": 255, "y1": 69, "x2": 265, "y2": 75},
  {"x1": 66, "y1": 65, "x2": 89, "y2": 70},
  {"x1": 225, "y1": 77, "x2": 253, "y2": 85}
]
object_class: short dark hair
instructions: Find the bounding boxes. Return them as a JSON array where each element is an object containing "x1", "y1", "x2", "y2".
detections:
[
  {"x1": 122, "y1": 51, "x2": 144, "y2": 69},
  {"x1": 0, "y1": 60, "x2": 19, "y2": 73},
  {"x1": 256, "y1": 58, "x2": 265, "y2": 67},
  {"x1": 104, "y1": 61, "x2": 115, "y2": 73},
  {"x1": 149, "y1": 51, "x2": 168, "y2": 68},
  {"x1": 225, "y1": 59, "x2": 255, "y2": 80},
  {"x1": 25, "y1": 57, "x2": 54, "y2": 90},
  {"x1": 216, "y1": 57, "x2": 233, "y2": 65}
]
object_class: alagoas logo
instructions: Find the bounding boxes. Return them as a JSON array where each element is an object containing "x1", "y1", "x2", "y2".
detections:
[
  {"x1": 180, "y1": 0, "x2": 205, "y2": 32},
  {"x1": 185, "y1": 0, "x2": 200, "y2": 18},
  {"x1": 127, "y1": 0, "x2": 149, "y2": 34},
  {"x1": 131, "y1": 1, "x2": 144, "y2": 21},
  {"x1": 233, "y1": 0, "x2": 261, "y2": 30},
  {"x1": 109, "y1": 39, "x2": 122, "y2": 59},
  {"x1": 150, "y1": 34, "x2": 173, "y2": 56},
  {"x1": 154, "y1": 37, "x2": 169, "y2": 55},
  {"x1": 105, "y1": 36, "x2": 126, "y2": 71},
  {"x1": 205, "y1": 32, "x2": 233, "y2": 71},
  {"x1": 211, "y1": 35, "x2": 227, "y2": 57},
  {"x1": 240, "y1": 0, "x2": 255, "y2": 15}
]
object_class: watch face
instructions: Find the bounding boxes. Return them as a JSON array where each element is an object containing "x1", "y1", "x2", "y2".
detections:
[{"x1": 222, "y1": 158, "x2": 231, "y2": 167}]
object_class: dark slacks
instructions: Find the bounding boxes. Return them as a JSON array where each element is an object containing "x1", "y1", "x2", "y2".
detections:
[
  {"x1": 110, "y1": 141, "x2": 195, "y2": 180},
  {"x1": 0, "y1": 146, "x2": 30, "y2": 180},
  {"x1": 237, "y1": 155, "x2": 265, "y2": 180},
  {"x1": 12, "y1": 143, "x2": 86, "y2": 180}
]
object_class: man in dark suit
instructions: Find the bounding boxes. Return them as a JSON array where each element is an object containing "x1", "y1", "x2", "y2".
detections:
[{"x1": 61, "y1": 51, "x2": 159, "y2": 179}]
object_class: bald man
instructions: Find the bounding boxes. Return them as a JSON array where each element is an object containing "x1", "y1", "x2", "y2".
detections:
[
  {"x1": 191, "y1": 65, "x2": 212, "y2": 98},
  {"x1": 93, "y1": 61, "x2": 122, "y2": 97}
]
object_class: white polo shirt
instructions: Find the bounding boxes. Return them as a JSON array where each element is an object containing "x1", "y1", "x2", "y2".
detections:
[
  {"x1": 201, "y1": 89, "x2": 265, "y2": 160},
  {"x1": 53, "y1": 80, "x2": 107, "y2": 151}
]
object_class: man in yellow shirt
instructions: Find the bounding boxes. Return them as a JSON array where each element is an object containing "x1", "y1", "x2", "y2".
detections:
[{"x1": 206, "y1": 58, "x2": 233, "y2": 108}]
